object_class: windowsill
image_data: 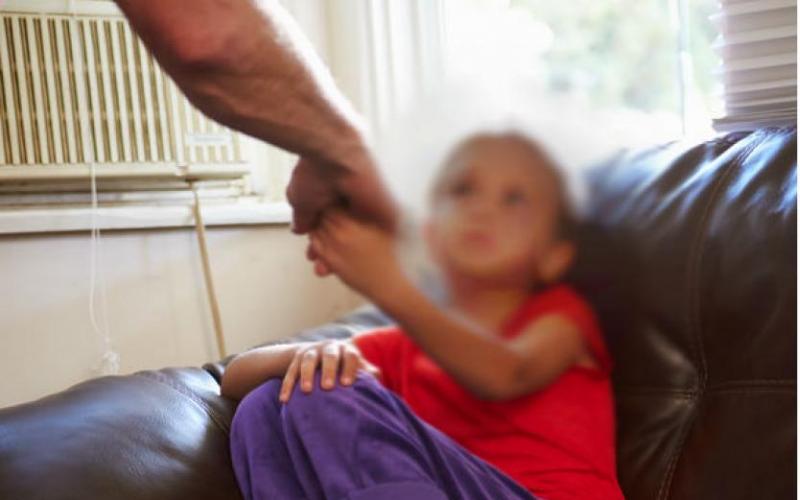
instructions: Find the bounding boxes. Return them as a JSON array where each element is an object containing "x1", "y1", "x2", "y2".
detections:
[{"x1": 0, "y1": 200, "x2": 292, "y2": 235}]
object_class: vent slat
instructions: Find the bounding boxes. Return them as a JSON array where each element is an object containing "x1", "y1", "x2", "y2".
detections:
[
  {"x1": 179, "y1": 85, "x2": 194, "y2": 164},
  {"x1": 166, "y1": 78, "x2": 184, "y2": 164},
  {"x1": 29, "y1": 18, "x2": 50, "y2": 164},
  {"x1": 11, "y1": 17, "x2": 35, "y2": 164},
  {"x1": 121, "y1": 23, "x2": 144, "y2": 162},
  {"x1": 192, "y1": 108, "x2": 205, "y2": 163},
  {"x1": 199, "y1": 109, "x2": 209, "y2": 162},
  {"x1": 208, "y1": 116, "x2": 219, "y2": 163},
  {"x1": 0, "y1": 77, "x2": 5, "y2": 164},
  {"x1": 67, "y1": 17, "x2": 91, "y2": 163},
  {"x1": 0, "y1": 18, "x2": 20, "y2": 164},
  {"x1": 219, "y1": 119, "x2": 230, "y2": 163},
  {"x1": 232, "y1": 130, "x2": 241, "y2": 162},
  {"x1": 41, "y1": 19, "x2": 64, "y2": 163},
  {"x1": 0, "y1": 41, "x2": 6, "y2": 164},
  {"x1": 144, "y1": 52, "x2": 161, "y2": 160},
  {"x1": 55, "y1": 18, "x2": 77, "y2": 163},
  {"x1": 160, "y1": 73, "x2": 178, "y2": 163},
  {"x1": 136, "y1": 39, "x2": 157, "y2": 162},
  {"x1": 109, "y1": 20, "x2": 131, "y2": 162},
  {"x1": 96, "y1": 19, "x2": 119, "y2": 162},
  {"x1": 80, "y1": 19, "x2": 103, "y2": 162},
  {"x1": 150, "y1": 52, "x2": 171, "y2": 161}
]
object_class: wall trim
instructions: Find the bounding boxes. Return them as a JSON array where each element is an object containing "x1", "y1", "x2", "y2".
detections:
[{"x1": 0, "y1": 200, "x2": 291, "y2": 235}]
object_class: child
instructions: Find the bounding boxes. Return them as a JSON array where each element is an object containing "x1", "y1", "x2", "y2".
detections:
[{"x1": 222, "y1": 132, "x2": 624, "y2": 500}]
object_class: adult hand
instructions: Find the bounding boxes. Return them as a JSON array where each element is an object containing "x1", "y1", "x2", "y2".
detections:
[
  {"x1": 114, "y1": 0, "x2": 397, "y2": 239},
  {"x1": 287, "y1": 154, "x2": 399, "y2": 276},
  {"x1": 286, "y1": 156, "x2": 398, "y2": 234},
  {"x1": 309, "y1": 209, "x2": 405, "y2": 302}
]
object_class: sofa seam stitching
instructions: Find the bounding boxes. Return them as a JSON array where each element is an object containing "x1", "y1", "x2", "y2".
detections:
[
  {"x1": 615, "y1": 379, "x2": 794, "y2": 396},
  {"x1": 706, "y1": 388, "x2": 795, "y2": 395},
  {"x1": 656, "y1": 132, "x2": 760, "y2": 500}
]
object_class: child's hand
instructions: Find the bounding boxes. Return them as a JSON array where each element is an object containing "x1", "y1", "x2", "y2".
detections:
[
  {"x1": 280, "y1": 340, "x2": 381, "y2": 403},
  {"x1": 309, "y1": 209, "x2": 404, "y2": 301}
]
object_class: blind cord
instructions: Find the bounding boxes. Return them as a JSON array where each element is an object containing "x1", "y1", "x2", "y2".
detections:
[
  {"x1": 191, "y1": 182, "x2": 228, "y2": 358},
  {"x1": 89, "y1": 162, "x2": 120, "y2": 376}
]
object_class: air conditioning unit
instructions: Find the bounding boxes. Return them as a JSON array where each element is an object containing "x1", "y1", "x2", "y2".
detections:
[{"x1": 0, "y1": 0, "x2": 249, "y2": 183}]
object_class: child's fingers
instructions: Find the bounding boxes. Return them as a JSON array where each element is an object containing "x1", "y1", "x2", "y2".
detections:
[
  {"x1": 309, "y1": 235, "x2": 333, "y2": 275},
  {"x1": 330, "y1": 210, "x2": 364, "y2": 238},
  {"x1": 319, "y1": 342, "x2": 341, "y2": 390},
  {"x1": 309, "y1": 233, "x2": 324, "y2": 255},
  {"x1": 311, "y1": 231, "x2": 344, "y2": 275},
  {"x1": 318, "y1": 214, "x2": 348, "y2": 247},
  {"x1": 317, "y1": 219, "x2": 336, "y2": 244},
  {"x1": 362, "y1": 360, "x2": 382, "y2": 382},
  {"x1": 340, "y1": 344, "x2": 360, "y2": 385},
  {"x1": 311, "y1": 231, "x2": 335, "y2": 261},
  {"x1": 306, "y1": 240, "x2": 333, "y2": 277},
  {"x1": 313, "y1": 259, "x2": 330, "y2": 276},
  {"x1": 280, "y1": 358, "x2": 300, "y2": 403},
  {"x1": 298, "y1": 348, "x2": 320, "y2": 393}
]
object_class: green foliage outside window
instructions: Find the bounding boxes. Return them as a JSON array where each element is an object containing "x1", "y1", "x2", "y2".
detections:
[{"x1": 510, "y1": 0, "x2": 718, "y2": 114}]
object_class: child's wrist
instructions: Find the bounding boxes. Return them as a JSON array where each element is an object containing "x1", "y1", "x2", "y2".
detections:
[{"x1": 371, "y1": 268, "x2": 417, "y2": 317}]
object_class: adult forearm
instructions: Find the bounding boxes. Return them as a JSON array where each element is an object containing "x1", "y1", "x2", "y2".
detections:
[
  {"x1": 220, "y1": 343, "x2": 299, "y2": 400},
  {"x1": 115, "y1": 0, "x2": 369, "y2": 171}
]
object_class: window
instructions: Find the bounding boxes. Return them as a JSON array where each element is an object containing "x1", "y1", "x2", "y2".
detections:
[{"x1": 441, "y1": 0, "x2": 720, "y2": 144}]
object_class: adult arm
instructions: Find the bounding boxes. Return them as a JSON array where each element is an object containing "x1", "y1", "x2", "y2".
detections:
[
  {"x1": 115, "y1": 0, "x2": 364, "y2": 168},
  {"x1": 114, "y1": 0, "x2": 397, "y2": 231}
]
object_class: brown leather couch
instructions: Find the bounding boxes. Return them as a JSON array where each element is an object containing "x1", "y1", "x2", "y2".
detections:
[{"x1": 0, "y1": 127, "x2": 795, "y2": 500}]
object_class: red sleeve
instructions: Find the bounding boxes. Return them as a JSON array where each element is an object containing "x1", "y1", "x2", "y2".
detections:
[
  {"x1": 548, "y1": 286, "x2": 613, "y2": 374},
  {"x1": 352, "y1": 327, "x2": 407, "y2": 392}
]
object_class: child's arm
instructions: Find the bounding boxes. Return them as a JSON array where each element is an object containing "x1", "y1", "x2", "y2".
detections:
[
  {"x1": 375, "y1": 284, "x2": 587, "y2": 400},
  {"x1": 221, "y1": 340, "x2": 380, "y2": 401},
  {"x1": 310, "y1": 212, "x2": 590, "y2": 401},
  {"x1": 221, "y1": 344, "x2": 299, "y2": 400}
]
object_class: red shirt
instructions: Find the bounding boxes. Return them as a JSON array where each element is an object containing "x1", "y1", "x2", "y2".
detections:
[{"x1": 353, "y1": 285, "x2": 624, "y2": 500}]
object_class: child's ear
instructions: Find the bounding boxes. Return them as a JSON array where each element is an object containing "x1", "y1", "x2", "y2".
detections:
[{"x1": 538, "y1": 241, "x2": 575, "y2": 283}]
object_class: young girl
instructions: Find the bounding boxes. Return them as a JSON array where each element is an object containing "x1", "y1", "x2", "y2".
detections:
[{"x1": 222, "y1": 132, "x2": 624, "y2": 500}]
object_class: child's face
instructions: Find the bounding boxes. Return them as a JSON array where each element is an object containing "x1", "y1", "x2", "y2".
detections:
[{"x1": 427, "y1": 137, "x2": 571, "y2": 288}]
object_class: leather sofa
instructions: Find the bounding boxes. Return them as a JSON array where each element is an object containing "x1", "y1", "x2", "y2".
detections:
[{"x1": 0, "y1": 127, "x2": 795, "y2": 500}]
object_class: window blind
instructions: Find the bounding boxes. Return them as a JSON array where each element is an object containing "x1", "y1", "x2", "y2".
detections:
[{"x1": 712, "y1": 0, "x2": 797, "y2": 131}]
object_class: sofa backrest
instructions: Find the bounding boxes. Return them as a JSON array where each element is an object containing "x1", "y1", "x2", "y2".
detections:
[{"x1": 572, "y1": 127, "x2": 797, "y2": 499}]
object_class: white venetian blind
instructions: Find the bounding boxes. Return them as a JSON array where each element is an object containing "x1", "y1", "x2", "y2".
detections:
[{"x1": 711, "y1": 0, "x2": 797, "y2": 131}]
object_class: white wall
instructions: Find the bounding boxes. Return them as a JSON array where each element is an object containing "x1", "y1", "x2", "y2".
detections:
[{"x1": 0, "y1": 226, "x2": 363, "y2": 408}]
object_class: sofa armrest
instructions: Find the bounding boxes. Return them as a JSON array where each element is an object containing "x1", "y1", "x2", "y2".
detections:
[{"x1": 0, "y1": 367, "x2": 240, "y2": 500}]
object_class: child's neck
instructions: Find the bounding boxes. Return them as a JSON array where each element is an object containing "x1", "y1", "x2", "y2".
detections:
[{"x1": 446, "y1": 277, "x2": 532, "y2": 332}]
